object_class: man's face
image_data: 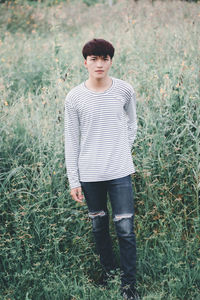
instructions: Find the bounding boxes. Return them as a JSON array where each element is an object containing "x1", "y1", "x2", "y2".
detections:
[{"x1": 84, "y1": 55, "x2": 112, "y2": 79}]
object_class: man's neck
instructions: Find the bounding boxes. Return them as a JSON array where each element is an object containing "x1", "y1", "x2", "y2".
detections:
[{"x1": 85, "y1": 76, "x2": 112, "y2": 92}]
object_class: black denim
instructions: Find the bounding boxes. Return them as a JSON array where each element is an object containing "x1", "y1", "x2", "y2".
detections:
[{"x1": 80, "y1": 174, "x2": 136, "y2": 287}]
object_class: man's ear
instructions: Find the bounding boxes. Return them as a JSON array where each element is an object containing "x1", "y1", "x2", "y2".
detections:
[{"x1": 84, "y1": 60, "x2": 87, "y2": 68}]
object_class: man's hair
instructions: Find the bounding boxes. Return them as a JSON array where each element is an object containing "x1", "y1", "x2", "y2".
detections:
[{"x1": 82, "y1": 38, "x2": 115, "y2": 60}]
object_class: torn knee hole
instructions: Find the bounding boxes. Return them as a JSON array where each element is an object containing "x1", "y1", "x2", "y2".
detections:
[
  {"x1": 88, "y1": 211, "x2": 107, "y2": 219},
  {"x1": 114, "y1": 213, "x2": 133, "y2": 222}
]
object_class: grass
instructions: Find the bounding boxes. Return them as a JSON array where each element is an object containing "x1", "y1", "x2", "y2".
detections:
[{"x1": 0, "y1": 0, "x2": 199, "y2": 299}]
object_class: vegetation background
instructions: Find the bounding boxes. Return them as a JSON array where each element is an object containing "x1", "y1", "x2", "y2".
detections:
[{"x1": 0, "y1": 0, "x2": 199, "y2": 299}]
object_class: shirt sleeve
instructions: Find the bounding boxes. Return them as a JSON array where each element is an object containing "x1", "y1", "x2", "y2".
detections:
[
  {"x1": 64, "y1": 96, "x2": 81, "y2": 189},
  {"x1": 124, "y1": 89, "x2": 137, "y2": 150}
]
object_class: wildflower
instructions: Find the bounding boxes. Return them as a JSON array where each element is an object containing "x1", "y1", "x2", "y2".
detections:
[{"x1": 160, "y1": 88, "x2": 165, "y2": 94}]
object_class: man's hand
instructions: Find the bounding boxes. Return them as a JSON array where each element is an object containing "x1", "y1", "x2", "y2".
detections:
[{"x1": 70, "y1": 186, "x2": 84, "y2": 203}]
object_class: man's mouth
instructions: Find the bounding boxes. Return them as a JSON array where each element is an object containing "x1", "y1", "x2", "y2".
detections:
[{"x1": 95, "y1": 70, "x2": 104, "y2": 73}]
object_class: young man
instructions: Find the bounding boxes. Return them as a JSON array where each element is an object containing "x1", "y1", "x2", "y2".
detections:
[{"x1": 64, "y1": 38, "x2": 138, "y2": 300}]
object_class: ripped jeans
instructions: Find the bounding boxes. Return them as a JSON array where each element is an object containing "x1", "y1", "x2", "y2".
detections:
[{"x1": 80, "y1": 174, "x2": 136, "y2": 287}]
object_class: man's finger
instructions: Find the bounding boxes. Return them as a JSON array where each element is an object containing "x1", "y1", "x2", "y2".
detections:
[
  {"x1": 72, "y1": 192, "x2": 81, "y2": 202},
  {"x1": 75, "y1": 194, "x2": 83, "y2": 202},
  {"x1": 78, "y1": 189, "x2": 84, "y2": 201},
  {"x1": 70, "y1": 188, "x2": 84, "y2": 202}
]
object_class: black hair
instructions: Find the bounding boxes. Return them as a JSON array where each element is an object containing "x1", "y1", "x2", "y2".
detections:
[{"x1": 82, "y1": 38, "x2": 115, "y2": 59}]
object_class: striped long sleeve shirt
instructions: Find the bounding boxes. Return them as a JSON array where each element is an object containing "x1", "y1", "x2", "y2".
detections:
[{"x1": 64, "y1": 77, "x2": 137, "y2": 189}]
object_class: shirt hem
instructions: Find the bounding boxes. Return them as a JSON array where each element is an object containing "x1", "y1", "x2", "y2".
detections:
[{"x1": 79, "y1": 168, "x2": 135, "y2": 183}]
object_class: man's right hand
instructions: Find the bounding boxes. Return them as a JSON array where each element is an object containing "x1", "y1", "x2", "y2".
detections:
[{"x1": 70, "y1": 186, "x2": 84, "y2": 203}]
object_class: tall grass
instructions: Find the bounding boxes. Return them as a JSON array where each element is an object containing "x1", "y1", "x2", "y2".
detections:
[{"x1": 0, "y1": 0, "x2": 199, "y2": 299}]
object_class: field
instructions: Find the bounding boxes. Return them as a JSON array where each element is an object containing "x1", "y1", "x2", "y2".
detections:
[{"x1": 0, "y1": 0, "x2": 199, "y2": 299}]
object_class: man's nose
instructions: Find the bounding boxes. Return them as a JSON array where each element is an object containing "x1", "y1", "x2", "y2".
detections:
[{"x1": 96, "y1": 59, "x2": 103, "y2": 67}]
